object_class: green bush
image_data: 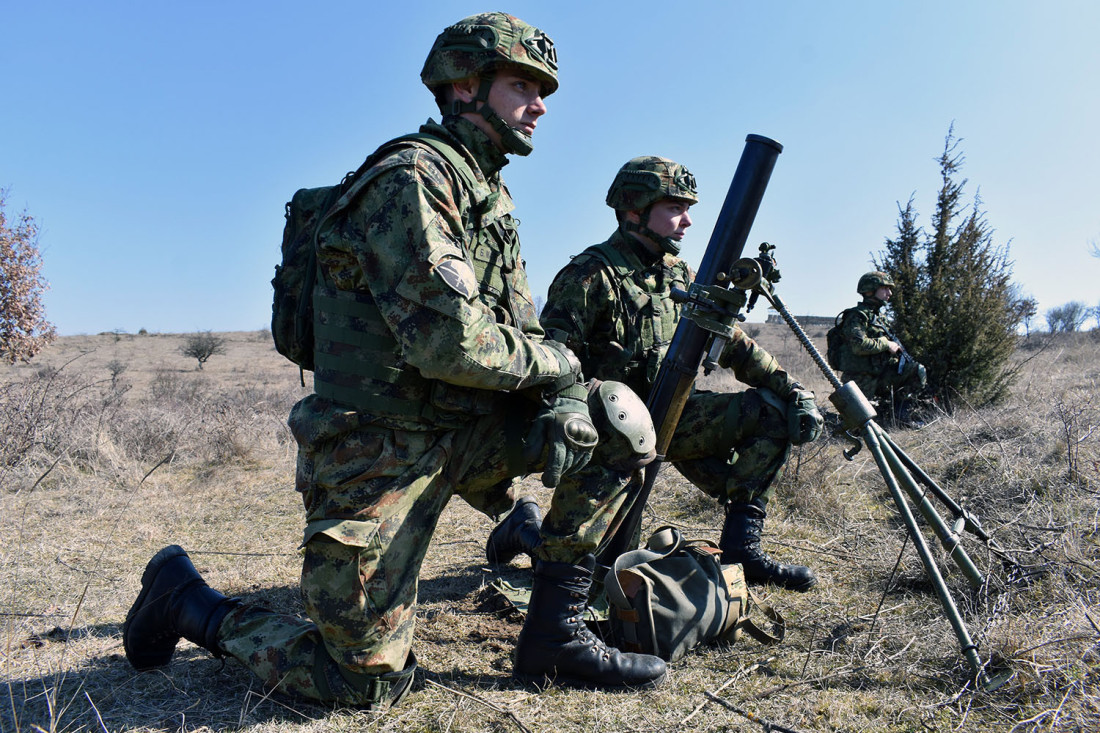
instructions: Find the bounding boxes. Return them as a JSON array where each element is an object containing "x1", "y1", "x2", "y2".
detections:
[{"x1": 875, "y1": 128, "x2": 1025, "y2": 410}]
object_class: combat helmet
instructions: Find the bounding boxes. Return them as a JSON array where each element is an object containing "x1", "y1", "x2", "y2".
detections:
[
  {"x1": 421, "y1": 12, "x2": 558, "y2": 156},
  {"x1": 606, "y1": 156, "x2": 698, "y2": 255},
  {"x1": 857, "y1": 271, "x2": 895, "y2": 296}
]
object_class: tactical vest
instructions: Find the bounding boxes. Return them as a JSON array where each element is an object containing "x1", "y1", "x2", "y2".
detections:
[
  {"x1": 836, "y1": 304, "x2": 890, "y2": 375},
  {"x1": 581, "y1": 239, "x2": 687, "y2": 396},
  {"x1": 311, "y1": 135, "x2": 535, "y2": 429}
]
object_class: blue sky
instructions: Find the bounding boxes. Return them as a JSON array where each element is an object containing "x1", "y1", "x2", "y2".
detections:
[{"x1": 3, "y1": 1, "x2": 1098, "y2": 335}]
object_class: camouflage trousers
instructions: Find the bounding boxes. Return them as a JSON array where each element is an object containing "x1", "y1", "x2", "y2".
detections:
[
  {"x1": 546, "y1": 387, "x2": 791, "y2": 559},
  {"x1": 843, "y1": 357, "x2": 927, "y2": 407},
  {"x1": 215, "y1": 400, "x2": 639, "y2": 705}
]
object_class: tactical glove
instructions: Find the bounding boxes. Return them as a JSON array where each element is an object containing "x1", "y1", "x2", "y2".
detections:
[
  {"x1": 524, "y1": 382, "x2": 599, "y2": 488},
  {"x1": 787, "y1": 388, "x2": 823, "y2": 445}
]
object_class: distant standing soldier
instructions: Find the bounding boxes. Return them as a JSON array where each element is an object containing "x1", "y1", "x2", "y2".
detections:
[
  {"x1": 122, "y1": 12, "x2": 667, "y2": 709},
  {"x1": 833, "y1": 271, "x2": 928, "y2": 422},
  {"x1": 488, "y1": 156, "x2": 824, "y2": 591}
]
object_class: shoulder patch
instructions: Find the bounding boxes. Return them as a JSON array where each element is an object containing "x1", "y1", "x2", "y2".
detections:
[{"x1": 434, "y1": 258, "x2": 478, "y2": 300}]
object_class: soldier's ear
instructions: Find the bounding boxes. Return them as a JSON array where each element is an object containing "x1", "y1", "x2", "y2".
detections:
[{"x1": 449, "y1": 78, "x2": 479, "y2": 104}]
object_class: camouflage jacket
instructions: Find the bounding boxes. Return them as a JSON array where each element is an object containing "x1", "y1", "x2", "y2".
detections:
[
  {"x1": 297, "y1": 116, "x2": 569, "y2": 436},
  {"x1": 835, "y1": 299, "x2": 895, "y2": 374},
  {"x1": 540, "y1": 229, "x2": 798, "y2": 400}
]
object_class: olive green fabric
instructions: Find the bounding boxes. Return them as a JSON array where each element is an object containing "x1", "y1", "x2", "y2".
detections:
[{"x1": 604, "y1": 526, "x2": 784, "y2": 662}]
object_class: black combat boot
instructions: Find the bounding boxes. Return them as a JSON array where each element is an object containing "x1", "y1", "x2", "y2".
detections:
[
  {"x1": 123, "y1": 545, "x2": 240, "y2": 670},
  {"x1": 486, "y1": 496, "x2": 543, "y2": 565},
  {"x1": 720, "y1": 502, "x2": 817, "y2": 592},
  {"x1": 513, "y1": 555, "x2": 667, "y2": 690}
]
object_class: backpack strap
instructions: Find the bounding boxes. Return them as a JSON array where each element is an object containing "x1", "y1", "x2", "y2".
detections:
[{"x1": 327, "y1": 132, "x2": 487, "y2": 225}]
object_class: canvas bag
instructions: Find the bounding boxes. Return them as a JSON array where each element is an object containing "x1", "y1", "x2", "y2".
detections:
[{"x1": 604, "y1": 526, "x2": 785, "y2": 662}]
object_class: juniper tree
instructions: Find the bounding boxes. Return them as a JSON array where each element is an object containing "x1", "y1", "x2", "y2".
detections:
[{"x1": 874, "y1": 127, "x2": 1023, "y2": 410}]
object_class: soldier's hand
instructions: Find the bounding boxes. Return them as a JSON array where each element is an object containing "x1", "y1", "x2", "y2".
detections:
[
  {"x1": 787, "y1": 388, "x2": 823, "y2": 445},
  {"x1": 524, "y1": 383, "x2": 599, "y2": 488}
]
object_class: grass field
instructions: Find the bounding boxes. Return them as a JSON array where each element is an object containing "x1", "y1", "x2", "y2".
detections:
[{"x1": 2, "y1": 325, "x2": 1098, "y2": 732}]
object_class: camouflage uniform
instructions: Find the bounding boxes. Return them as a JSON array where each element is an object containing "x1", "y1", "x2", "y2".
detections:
[
  {"x1": 125, "y1": 15, "x2": 667, "y2": 702},
  {"x1": 836, "y1": 300, "x2": 927, "y2": 406},
  {"x1": 540, "y1": 229, "x2": 801, "y2": 520},
  {"x1": 210, "y1": 116, "x2": 647, "y2": 704}
]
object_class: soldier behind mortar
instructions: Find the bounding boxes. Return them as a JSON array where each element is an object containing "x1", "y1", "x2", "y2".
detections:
[
  {"x1": 834, "y1": 272, "x2": 928, "y2": 426},
  {"x1": 488, "y1": 156, "x2": 825, "y2": 592},
  {"x1": 121, "y1": 13, "x2": 668, "y2": 709}
]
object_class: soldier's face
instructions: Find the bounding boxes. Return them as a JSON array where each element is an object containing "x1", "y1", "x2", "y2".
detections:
[
  {"x1": 644, "y1": 199, "x2": 693, "y2": 242},
  {"x1": 484, "y1": 71, "x2": 547, "y2": 145},
  {"x1": 875, "y1": 286, "x2": 893, "y2": 302}
]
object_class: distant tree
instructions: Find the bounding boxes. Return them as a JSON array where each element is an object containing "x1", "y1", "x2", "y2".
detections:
[
  {"x1": 1007, "y1": 284, "x2": 1038, "y2": 338},
  {"x1": 1092, "y1": 302, "x2": 1100, "y2": 330},
  {"x1": 1045, "y1": 302, "x2": 1089, "y2": 333},
  {"x1": 0, "y1": 189, "x2": 56, "y2": 363},
  {"x1": 180, "y1": 331, "x2": 226, "y2": 370},
  {"x1": 874, "y1": 126, "x2": 1022, "y2": 410}
]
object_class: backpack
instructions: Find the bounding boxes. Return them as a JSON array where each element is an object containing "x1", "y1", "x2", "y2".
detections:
[
  {"x1": 825, "y1": 309, "x2": 851, "y2": 371},
  {"x1": 603, "y1": 526, "x2": 784, "y2": 662},
  {"x1": 271, "y1": 133, "x2": 478, "y2": 375}
]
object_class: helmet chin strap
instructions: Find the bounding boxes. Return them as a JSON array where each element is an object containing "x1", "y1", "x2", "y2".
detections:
[
  {"x1": 448, "y1": 75, "x2": 534, "y2": 156},
  {"x1": 622, "y1": 206, "x2": 681, "y2": 256}
]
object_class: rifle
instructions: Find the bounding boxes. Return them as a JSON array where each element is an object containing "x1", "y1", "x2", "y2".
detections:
[
  {"x1": 598, "y1": 134, "x2": 783, "y2": 562},
  {"x1": 877, "y1": 318, "x2": 914, "y2": 374}
]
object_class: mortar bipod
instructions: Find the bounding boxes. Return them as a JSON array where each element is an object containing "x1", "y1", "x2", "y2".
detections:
[{"x1": 737, "y1": 255, "x2": 1011, "y2": 691}]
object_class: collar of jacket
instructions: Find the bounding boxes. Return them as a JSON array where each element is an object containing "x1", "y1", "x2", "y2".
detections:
[
  {"x1": 611, "y1": 227, "x2": 666, "y2": 270},
  {"x1": 860, "y1": 296, "x2": 885, "y2": 313},
  {"x1": 422, "y1": 115, "x2": 510, "y2": 179}
]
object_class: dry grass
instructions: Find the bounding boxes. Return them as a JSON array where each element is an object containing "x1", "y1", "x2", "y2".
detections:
[{"x1": 2, "y1": 326, "x2": 1098, "y2": 732}]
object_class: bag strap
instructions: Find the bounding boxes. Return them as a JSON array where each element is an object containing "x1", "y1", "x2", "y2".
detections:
[
  {"x1": 606, "y1": 525, "x2": 685, "y2": 592},
  {"x1": 732, "y1": 587, "x2": 786, "y2": 646}
]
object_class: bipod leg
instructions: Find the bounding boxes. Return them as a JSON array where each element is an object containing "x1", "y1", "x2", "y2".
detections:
[
  {"x1": 879, "y1": 431, "x2": 1016, "y2": 566},
  {"x1": 873, "y1": 425, "x2": 984, "y2": 587},
  {"x1": 863, "y1": 421, "x2": 995, "y2": 688}
]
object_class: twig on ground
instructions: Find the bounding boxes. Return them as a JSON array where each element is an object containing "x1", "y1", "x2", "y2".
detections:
[
  {"x1": 869, "y1": 533, "x2": 909, "y2": 637},
  {"x1": 703, "y1": 691, "x2": 804, "y2": 733},
  {"x1": 681, "y1": 663, "x2": 758, "y2": 725},
  {"x1": 423, "y1": 677, "x2": 532, "y2": 733},
  {"x1": 238, "y1": 675, "x2": 317, "y2": 724},
  {"x1": 757, "y1": 664, "x2": 861, "y2": 699},
  {"x1": 84, "y1": 690, "x2": 109, "y2": 733}
]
